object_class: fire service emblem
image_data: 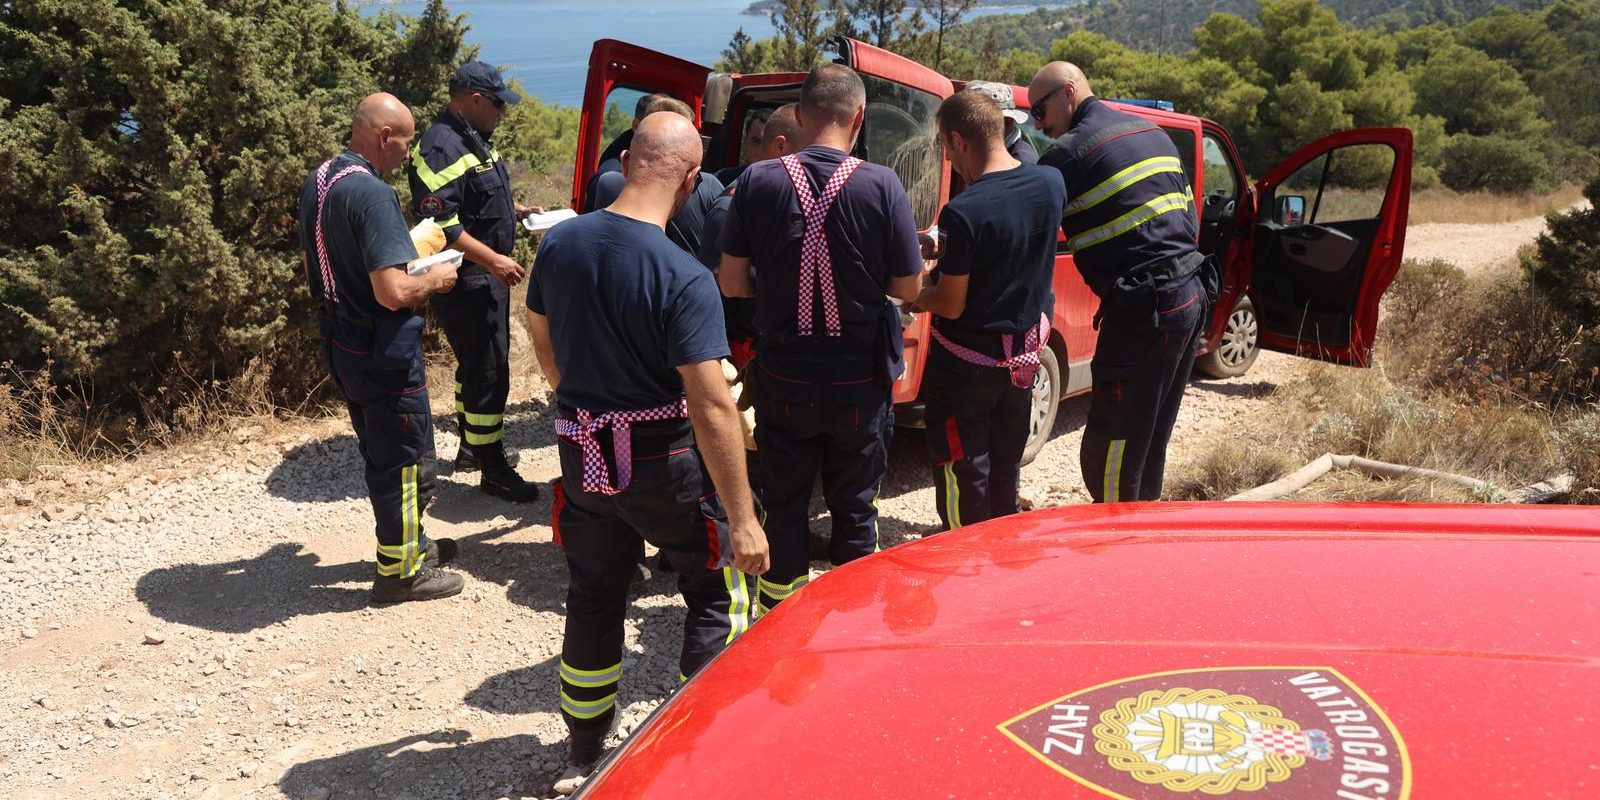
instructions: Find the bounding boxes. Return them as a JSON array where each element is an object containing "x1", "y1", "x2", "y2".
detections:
[{"x1": 998, "y1": 667, "x2": 1409, "y2": 799}]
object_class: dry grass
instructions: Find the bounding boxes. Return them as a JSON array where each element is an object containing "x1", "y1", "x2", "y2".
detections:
[
  {"x1": 1167, "y1": 438, "x2": 1299, "y2": 501},
  {"x1": 1405, "y1": 183, "x2": 1585, "y2": 225}
]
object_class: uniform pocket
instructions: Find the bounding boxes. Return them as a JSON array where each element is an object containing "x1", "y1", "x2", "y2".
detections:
[
  {"x1": 372, "y1": 314, "x2": 423, "y2": 371},
  {"x1": 697, "y1": 493, "x2": 732, "y2": 570}
]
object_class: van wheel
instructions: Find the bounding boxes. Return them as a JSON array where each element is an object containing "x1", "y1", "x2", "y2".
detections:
[
  {"x1": 1196, "y1": 296, "x2": 1260, "y2": 379},
  {"x1": 1022, "y1": 346, "x2": 1061, "y2": 466}
]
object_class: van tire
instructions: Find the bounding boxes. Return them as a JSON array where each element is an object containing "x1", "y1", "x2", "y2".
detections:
[
  {"x1": 1196, "y1": 296, "x2": 1259, "y2": 379},
  {"x1": 1022, "y1": 346, "x2": 1061, "y2": 466}
]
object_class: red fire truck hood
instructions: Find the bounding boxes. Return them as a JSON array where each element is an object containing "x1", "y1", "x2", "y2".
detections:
[{"x1": 580, "y1": 503, "x2": 1600, "y2": 800}]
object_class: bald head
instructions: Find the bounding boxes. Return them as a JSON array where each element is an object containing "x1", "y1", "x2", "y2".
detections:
[
  {"x1": 1028, "y1": 62, "x2": 1093, "y2": 138},
  {"x1": 349, "y1": 93, "x2": 416, "y2": 174},
  {"x1": 626, "y1": 111, "x2": 703, "y2": 187}
]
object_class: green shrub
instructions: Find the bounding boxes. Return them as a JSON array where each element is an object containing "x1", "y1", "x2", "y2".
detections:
[
  {"x1": 0, "y1": 0, "x2": 470, "y2": 422},
  {"x1": 1439, "y1": 133, "x2": 1551, "y2": 193}
]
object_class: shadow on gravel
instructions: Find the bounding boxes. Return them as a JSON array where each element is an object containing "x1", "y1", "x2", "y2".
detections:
[
  {"x1": 464, "y1": 593, "x2": 685, "y2": 716},
  {"x1": 1187, "y1": 377, "x2": 1279, "y2": 399},
  {"x1": 279, "y1": 730, "x2": 569, "y2": 800},
  {"x1": 263, "y1": 396, "x2": 558, "y2": 506},
  {"x1": 136, "y1": 543, "x2": 371, "y2": 633}
]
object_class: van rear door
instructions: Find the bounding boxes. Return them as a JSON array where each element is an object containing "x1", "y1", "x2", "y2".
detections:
[
  {"x1": 572, "y1": 40, "x2": 710, "y2": 211},
  {"x1": 833, "y1": 37, "x2": 954, "y2": 404},
  {"x1": 1243, "y1": 128, "x2": 1413, "y2": 367}
]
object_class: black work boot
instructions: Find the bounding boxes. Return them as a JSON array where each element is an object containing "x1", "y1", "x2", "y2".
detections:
[
  {"x1": 480, "y1": 451, "x2": 541, "y2": 503},
  {"x1": 371, "y1": 565, "x2": 464, "y2": 603},
  {"x1": 454, "y1": 446, "x2": 518, "y2": 473},
  {"x1": 553, "y1": 735, "x2": 607, "y2": 795},
  {"x1": 422, "y1": 535, "x2": 459, "y2": 567}
]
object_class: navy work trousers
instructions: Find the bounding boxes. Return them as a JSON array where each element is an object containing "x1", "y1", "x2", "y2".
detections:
[
  {"x1": 433, "y1": 270, "x2": 511, "y2": 454},
  {"x1": 921, "y1": 344, "x2": 1033, "y2": 529},
  {"x1": 752, "y1": 347, "x2": 892, "y2": 614},
  {"x1": 552, "y1": 419, "x2": 748, "y2": 746},
  {"x1": 321, "y1": 315, "x2": 436, "y2": 578},
  {"x1": 1081, "y1": 272, "x2": 1207, "y2": 503}
]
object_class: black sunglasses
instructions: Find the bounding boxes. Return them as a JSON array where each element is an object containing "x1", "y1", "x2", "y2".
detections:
[
  {"x1": 477, "y1": 92, "x2": 505, "y2": 110},
  {"x1": 1030, "y1": 85, "x2": 1064, "y2": 121}
]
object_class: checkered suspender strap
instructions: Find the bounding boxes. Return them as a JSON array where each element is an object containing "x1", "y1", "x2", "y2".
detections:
[
  {"x1": 930, "y1": 313, "x2": 1052, "y2": 389},
  {"x1": 554, "y1": 397, "x2": 689, "y2": 495},
  {"x1": 312, "y1": 158, "x2": 372, "y2": 305},
  {"x1": 780, "y1": 154, "x2": 864, "y2": 337}
]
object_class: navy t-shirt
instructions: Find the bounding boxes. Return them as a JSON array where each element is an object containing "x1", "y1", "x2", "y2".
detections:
[
  {"x1": 932, "y1": 163, "x2": 1065, "y2": 356},
  {"x1": 296, "y1": 150, "x2": 419, "y2": 324},
  {"x1": 590, "y1": 171, "x2": 725, "y2": 256},
  {"x1": 720, "y1": 145, "x2": 923, "y2": 344},
  {"x1": 527, "y1": 210, "x2": 730, "y2": 413},
  {"x1": 696, "y1": 182, "x2": 759, "y2": 342}
]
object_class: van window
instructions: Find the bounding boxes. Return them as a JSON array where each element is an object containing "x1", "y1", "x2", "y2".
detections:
[
  {"x1": 1202, "y1": 134, "x2": 1239, "y2": 199},
  {"x1": 860, "y1": 74, "x2": 943, "y2": 229},
  {"x1": 600, "y1": 87, "x2": 650, "y2": 147},
  {"x1": 1162, "y1": 126, "x2": 1197, "y2": 194}
]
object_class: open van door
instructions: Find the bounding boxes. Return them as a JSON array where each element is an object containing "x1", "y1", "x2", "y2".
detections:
[
  {"x1": 572, "y1": 40, "x2": 710, "y2": 211},
  {"x1": 1244, "y1": 128, "x2": 1412, "y2": 367},
  {"x1": 832, "y1": 37, "x2": 954, "y2": 404}
]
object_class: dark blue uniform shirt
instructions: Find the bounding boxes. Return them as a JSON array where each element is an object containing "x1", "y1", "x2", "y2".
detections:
[
  {"x1": 296, "y1": 150, "x2": 419, "y2": 326},
  {"x1": 527, "y1": 211, "x2": 730, "y2": 413},
  {"x1": 407, "y1": 112, "x2": 517, "y2": 262},
  {"x1": 697, "y1": 181, "x2": 760, "y2": 343},
  {"x1": 931, "y1": 163, "x2": 1065, "y2": 358},
  {"x1": 720, "y1": 145, "x2": 923, "y2": 344},
  {"x1": 1039, "y1": 97, "x2": 1197, "y2": 298}
]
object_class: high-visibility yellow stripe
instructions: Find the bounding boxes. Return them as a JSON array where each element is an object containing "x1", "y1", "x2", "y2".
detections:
[
  {"x1": 678, "y1": 672, "x2": 688, "y2": 683},
  {"x1": 758, "y1": 573, "x2": 810, "y2": 597},
  {"x1": 559, "y1": 661, "x2": 621, "y2": 688},
  {"x1": 402, "y1": 465, "x2": 420, "y2": 577},
  {"x1": 436, "y1": 214, "x2": 461, "y2": 229},
  {"x1": 1069, "y1": 192, "x2": 1193, "y2": 252},
  {"x1": 1104, "y1": 440, "x2": 1126, "y2": 503},
  {"x1": 943, "y1": 462, "x2": 962, "y2": 529},
  {"x1": 376, "y1": 560, "x2": 406, "y2": 577},
  {"x1": 410, "y1": 147, "x2": 482, "y2": 192},
  {"x1": 461, "y1": 411, "x2": 503, "y2": 428},
  {"x1": 559, "y1": 691, "x2": 616, "y2": 720},
  {"x1": 1064, "y1": 156, "x2": 1184, "y2": 217},
  {"x1": 724, "y1": 568, "x2": 750, "y2": 644},
  {"x1": 464, "y1": 428, "x2": 504, "y2": 446}
]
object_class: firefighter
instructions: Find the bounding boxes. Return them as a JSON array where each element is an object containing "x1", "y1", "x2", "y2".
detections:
[
  {"x1": 719, "y1": 65, "x2": 923, "y2": 614},
  {"x1": 297, "y1": 93, "x2": 464, "y2": 601},
  {"x1": 915, "y1": 89, "x2": 1065, "y2": 529},
  {"x1": 698, "y1": 103, "x2": 807, "y2": 370},
  {"x1": 715, "y1": 106, "x2": 772, "y2": 185},
  {"x1": 406, "y1": 61, "x2": 541, "y2": 502},
  {"x1": 965, "y1": 80, "x2": 1039, "y2": 165},
  {"x1": 1028, "y1": 62, "x2": 1209, "y2": 503},
  {"x1": 526, "y1": 111, "x2": 769, "y2": 795}
]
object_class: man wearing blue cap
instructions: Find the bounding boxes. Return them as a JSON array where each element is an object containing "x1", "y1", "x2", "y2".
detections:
[{"x1": 408, "y1": 61, "x2": 542, "y2": 502}]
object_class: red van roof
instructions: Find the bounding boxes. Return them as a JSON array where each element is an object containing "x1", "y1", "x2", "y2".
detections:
[{"x1": 578, "y1": 502, "x2": 1600, "y2": 799}]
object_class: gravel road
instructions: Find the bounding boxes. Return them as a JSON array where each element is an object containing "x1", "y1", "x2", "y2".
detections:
[{"x1": 0, "y1": 211, "x2": 1558, "y2": 799}]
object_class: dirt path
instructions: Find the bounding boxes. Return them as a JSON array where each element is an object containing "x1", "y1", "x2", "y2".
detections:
[
  {"x1": 0, "y1": 210, "x2": 1560, "y2": 800},
  {"x1": 1404, "y1": 203, "x2": 1584, "y2": 275}
]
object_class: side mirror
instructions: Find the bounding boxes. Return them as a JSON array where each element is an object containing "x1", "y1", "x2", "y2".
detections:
[{"x1": 1275, "y1": 195, "x2": 1306, "y2": 226}]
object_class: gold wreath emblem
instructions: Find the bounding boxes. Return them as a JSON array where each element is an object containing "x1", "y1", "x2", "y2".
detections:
[{"x1": 1094, "y1": 687, "x2": 1305, "y2": 793}]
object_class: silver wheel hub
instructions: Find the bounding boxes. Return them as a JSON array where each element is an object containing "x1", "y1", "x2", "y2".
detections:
[
  {"x1": 1029, "y1": 367, "x2": 1052, "y2": 437},
  {"x1": 1218, "y1": 307, "x2": 1258, "y2": 368}
]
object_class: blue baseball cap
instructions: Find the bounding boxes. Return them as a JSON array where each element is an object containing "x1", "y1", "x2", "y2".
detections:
[{"x1": 449, "y1": 61, "x2": 520, "y2": 105}]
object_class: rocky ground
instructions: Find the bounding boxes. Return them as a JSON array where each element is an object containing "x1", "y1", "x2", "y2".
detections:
[{"x1": 0, "y1": 213, "x2": 1555, "y2": 799}]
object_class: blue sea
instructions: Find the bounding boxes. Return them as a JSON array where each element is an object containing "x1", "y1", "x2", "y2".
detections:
[{"x1": 378, "y1": 1, "x2": 1061, "y2": 106}]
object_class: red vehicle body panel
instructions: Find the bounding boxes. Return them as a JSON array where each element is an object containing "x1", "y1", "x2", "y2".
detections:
[{"x1": 577, "y1": 503, "x2": 1600, "y2": 799}]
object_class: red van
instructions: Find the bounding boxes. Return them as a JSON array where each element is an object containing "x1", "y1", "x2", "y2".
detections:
[{"x1": 572, "y1": 37, "x2": 1413, "y2": 461}]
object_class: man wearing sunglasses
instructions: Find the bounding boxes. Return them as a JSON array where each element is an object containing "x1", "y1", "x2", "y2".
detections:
[
  {"x1": 407, "y1": 61, "x2": 543, "y2": 503},
  {"x1": 1028, "y1": 61, "x2": 1209, "y2": 505}
]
